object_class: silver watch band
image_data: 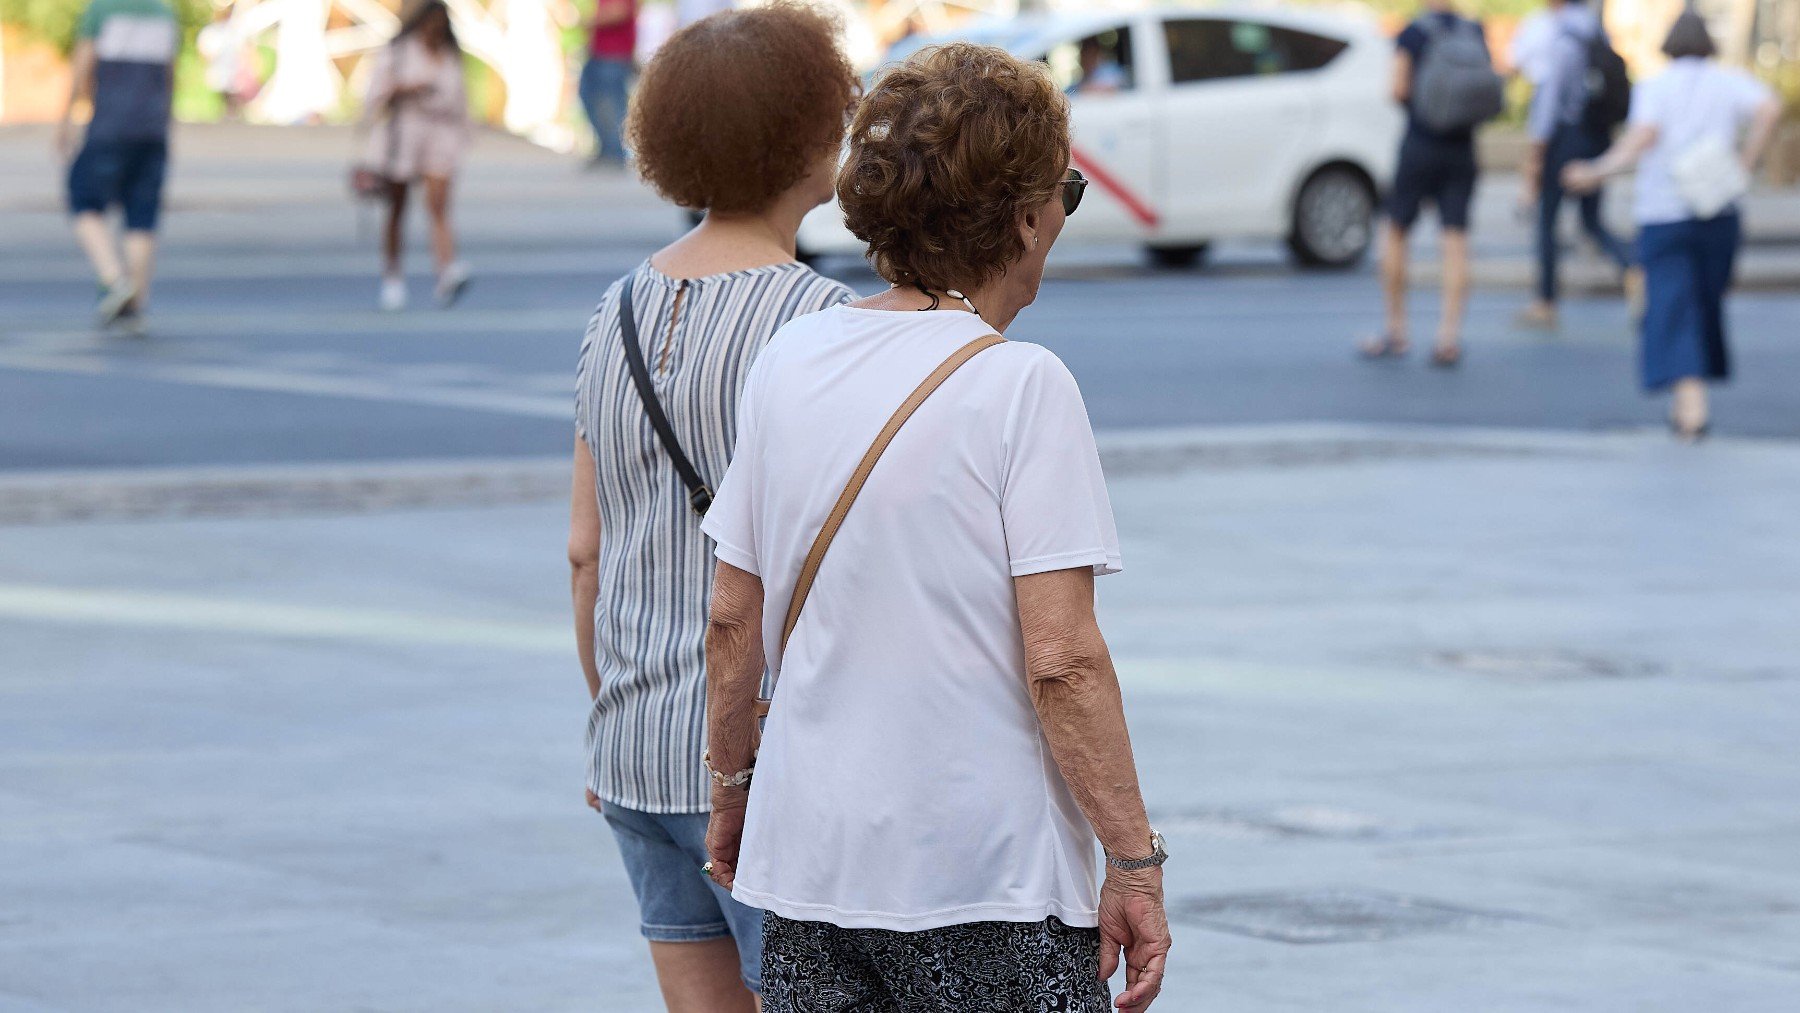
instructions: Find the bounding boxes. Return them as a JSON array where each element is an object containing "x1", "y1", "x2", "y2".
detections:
[{"x1": 1105, "y1": 829, "x2": 1167, "y2": 871}]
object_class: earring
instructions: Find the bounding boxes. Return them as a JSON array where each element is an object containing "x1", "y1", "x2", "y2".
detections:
[{"x1": 1032, "y1": 234, "x2": 1040, "y2": 248}]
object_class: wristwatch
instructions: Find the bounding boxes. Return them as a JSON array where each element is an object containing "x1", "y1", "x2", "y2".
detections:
[{"x1": 1105, "y1": 829, "x2": 1167, "y2": 871}]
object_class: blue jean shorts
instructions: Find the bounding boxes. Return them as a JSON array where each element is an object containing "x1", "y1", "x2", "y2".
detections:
[
  {"x1": 602, "y1": 804, "x2": 764, "y2": 993},
  {"x1": 67, "y1": 139, "x2": 169, "y2": 232}
]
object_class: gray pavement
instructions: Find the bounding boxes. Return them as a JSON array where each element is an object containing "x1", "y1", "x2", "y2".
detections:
[
  {"x1": 4, "y1": 124, "x2": 1800, "y2": 1011},
  {"x1": 3, "y1": 425, "x2": 1799, "y2": 1011}
]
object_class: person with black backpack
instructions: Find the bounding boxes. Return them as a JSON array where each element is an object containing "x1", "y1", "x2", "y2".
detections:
[
  {"x1": 1517, "y1": 0, "x2": 1640, "y2": 329},
  {"x1": 1359, "y1": 0, "x2": 1502, "y2": 368}
]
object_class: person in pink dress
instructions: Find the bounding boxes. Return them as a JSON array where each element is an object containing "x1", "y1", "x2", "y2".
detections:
[{"x1": 362, "y1": 0, "x2": 472, "y2": 310}]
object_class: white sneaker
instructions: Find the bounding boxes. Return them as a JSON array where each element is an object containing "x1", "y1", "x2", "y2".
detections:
[
  {"x1": 436, "y1": 261, "x2": 471, "y2": 308},
  {"x1": 380, "y1": 277, "x2": 407, "y2": 312},
  {"x1": 95, "y1": 279, "x2": 138, "y2": 326}
]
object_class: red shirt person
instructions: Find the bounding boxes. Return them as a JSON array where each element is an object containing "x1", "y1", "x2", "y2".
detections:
[{"x1": 579, "y1": 0, "x2": 638, "y2": 164}]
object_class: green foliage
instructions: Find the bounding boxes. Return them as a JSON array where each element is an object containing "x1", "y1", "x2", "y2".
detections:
[
  {"x1": 0, "y1": 0, "x2": 85, "y2": 52},
  {"x1": 0, "y1": 0, "x2": 212, "y2": 54}
]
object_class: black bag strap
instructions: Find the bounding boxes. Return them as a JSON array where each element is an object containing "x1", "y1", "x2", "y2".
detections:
[{"x1": 619, "y1": 278, "x2": 713, "y2": 516}]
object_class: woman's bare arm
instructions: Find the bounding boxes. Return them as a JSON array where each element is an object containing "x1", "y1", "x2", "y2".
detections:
[
  {"x1": 568, "y1": 438, "x2": 602, "y2": 702},
  {"x1": 1016, "y1": 567, "x2": 1151, "y2": 857},
  {"x1": 703, "y1": 560, "x2": 765, "y2": 889},
  {"x1": 1741, "y1": 96, "x2": 1783, "y2": 173},
  {"x1": 1016, "y1": 566, "x2": 1169, "y2": 1012}
]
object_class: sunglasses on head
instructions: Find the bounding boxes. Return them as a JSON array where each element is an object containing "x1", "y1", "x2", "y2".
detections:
[{"x1": 1060, "y1": 168, "x2": 1088, "y2": 217}]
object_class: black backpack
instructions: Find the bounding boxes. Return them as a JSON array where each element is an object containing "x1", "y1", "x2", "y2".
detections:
[{"x1": 1577, "y1": 31, "x2": 1631, "y2": 136}]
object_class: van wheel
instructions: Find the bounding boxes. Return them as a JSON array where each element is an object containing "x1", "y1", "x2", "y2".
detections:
[
  {"x1": 1145, "y1": 243, "x2": 1210, "y2": 269},
  {"x1": 1288, "y1": 165, "x2": 1375, "y2": 269}
]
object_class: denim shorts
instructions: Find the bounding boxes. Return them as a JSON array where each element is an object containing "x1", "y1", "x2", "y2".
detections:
[
  {"x1": 67, "y1": 139, "x2": 169, "y2": 232},
  {"x1": 602, "y1": 804, "x2": 764, "y2": 993}
]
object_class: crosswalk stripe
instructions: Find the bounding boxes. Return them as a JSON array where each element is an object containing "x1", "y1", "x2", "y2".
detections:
[{"x1": 0, "y1": 583, "x2": 567, "y2": 652}]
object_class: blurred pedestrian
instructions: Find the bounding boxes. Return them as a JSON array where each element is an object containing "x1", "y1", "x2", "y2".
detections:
[
  {"x1": 1562, "y1": 12, "x2": 1781, "y2": 441},
  {"x1": 1507, "y1": 3, "x2": 1556, "y2": 86},
  {"x1": 700, "y1": 43, "x2": 1170, "y2": 1013},
  {"x1": 1362, "y1": 0, "x2": 1500, "y2": 367},
  {"x1": 566, "y1": 5, "x2": 858, "y2": 1010},
  {"x1": 362, "y1": 0, "x2": 471, "y2": 312},
  {"x1": 197, "y1": 9, "x2": 258, "y2": 120},
  {"x1": 56, "y1": 0, "x2": 179, "y2": 336},
  {"x1": 1516, "y1": 0, "x2": 1637, "y2": 329},
  {"x1": 579, "y1": 0, "x2": 637, "y2": 167}
]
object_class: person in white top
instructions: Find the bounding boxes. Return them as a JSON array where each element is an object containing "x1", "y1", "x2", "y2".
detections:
[
  {"x1": 1562, "y1": 12, "x2": 1781, "y2": 440},
  {"x1": 699, "y1": 43, "x2": 1171, "y2": 1013},
  {"x1": 361, "y1": 0, "x2": 472, "y2": 311},
  {"x1": 1507, "y1": 5, "x2": 1557, "y2": 85}
]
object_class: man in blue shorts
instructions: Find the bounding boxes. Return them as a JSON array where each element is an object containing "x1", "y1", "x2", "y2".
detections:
[
  {"x1": 56, "y1": 0, "x2": 178, "y2": 335},
  {"x1": 1361, "y1": 0, "x2": 1487, "y2": 368}
]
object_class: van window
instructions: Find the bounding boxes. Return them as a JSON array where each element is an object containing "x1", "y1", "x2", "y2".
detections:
[
  {"x1": 1164, "y1": 18, "x2": 1347, "y2": 84},
  {"x1": 1043, "y1": 26, "x2": 1135, "y2": 94}
]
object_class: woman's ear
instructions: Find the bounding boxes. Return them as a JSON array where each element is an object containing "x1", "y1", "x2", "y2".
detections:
[{"x1": 1020, "y1": 207, "x2": 1042, "y2": 250}]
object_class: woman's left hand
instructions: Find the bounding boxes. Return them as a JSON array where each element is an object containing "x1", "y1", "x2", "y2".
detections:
[
  {"x1": 704, "y1": 789, "x2": 749, "y2": 890},
  {"x1": 1561, "y1": 160, "x2": 1601, "y2": 194}
]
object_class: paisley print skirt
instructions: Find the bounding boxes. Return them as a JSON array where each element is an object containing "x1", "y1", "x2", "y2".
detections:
[{"x1": 761, "y1": 913, "x2": 1110, "y2": 1012}]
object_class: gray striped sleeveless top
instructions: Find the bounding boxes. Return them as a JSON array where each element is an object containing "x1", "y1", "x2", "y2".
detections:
[{"x1": 575, "y1": 260, "x2": 853, "y2": 812}]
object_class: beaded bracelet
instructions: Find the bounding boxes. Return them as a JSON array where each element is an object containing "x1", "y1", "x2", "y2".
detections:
[{"x1": 703, "y1": 751, "x2": 754, "y2": 788}]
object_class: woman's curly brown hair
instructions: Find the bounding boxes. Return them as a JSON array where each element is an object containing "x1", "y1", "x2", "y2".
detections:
[
  {"x1": 838, "y1": 43, "x2": 1069, "y2": 291},
  {"x1": 627, "y1": 2, "x2": 856, "y2": 214}
]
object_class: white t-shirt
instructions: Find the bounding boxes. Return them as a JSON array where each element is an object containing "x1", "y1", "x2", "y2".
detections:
[
  {"x1": 701, "y1": 305, "x2": 1122, "y2": 931},
  {"x1": 1629, "y1": 58, "x2": 1774, "y2": 226},
  {"x1": 1509, "y1": 10, "x2": 1555, "y2": 85}
]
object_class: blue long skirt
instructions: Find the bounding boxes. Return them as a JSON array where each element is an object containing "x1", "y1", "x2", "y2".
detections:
[{"x1": 1637, "y1": 213, "x2": 1740, "y2": 391}]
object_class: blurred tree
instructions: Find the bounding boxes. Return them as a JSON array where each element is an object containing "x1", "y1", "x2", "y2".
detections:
[{"x1": 1, "y1": 0, "x2": 212, "y2": 53}]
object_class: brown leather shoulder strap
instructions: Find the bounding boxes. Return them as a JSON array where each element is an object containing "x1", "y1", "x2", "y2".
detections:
[{"x1": 779, "y1": 332, "x2": 1006, "y2": 656}]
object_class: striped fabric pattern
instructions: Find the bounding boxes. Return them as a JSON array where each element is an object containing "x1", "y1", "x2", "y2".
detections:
[{"x1": 575, "y1": 260, "x2": 853, "y2": 813}]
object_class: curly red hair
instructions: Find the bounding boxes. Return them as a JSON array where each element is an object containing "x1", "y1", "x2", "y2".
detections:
[
  {"x1": 837, "y1": 43, "x2": 1070, "y2": 291},
  {"x1": 627, "y1": 2, "x2": 857, "y2": 214}
]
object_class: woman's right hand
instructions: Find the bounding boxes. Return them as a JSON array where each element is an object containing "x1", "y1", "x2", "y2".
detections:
[{"x1": 1098, "y1": 866, "x2": 1171, "y2": 1012}]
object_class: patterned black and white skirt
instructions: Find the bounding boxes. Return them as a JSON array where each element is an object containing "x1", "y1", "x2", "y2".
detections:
[{"x1": 761, "y1": 913, "x2": 1111, "y2": 1012}]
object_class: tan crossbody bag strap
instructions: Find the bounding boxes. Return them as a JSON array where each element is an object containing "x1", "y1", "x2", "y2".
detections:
[{"x1": 753, "y1": 332, "x2": 1005, "y2": 718}]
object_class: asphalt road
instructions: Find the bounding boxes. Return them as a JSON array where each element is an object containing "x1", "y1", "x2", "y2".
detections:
[{"x1": 3, "y1": 124, "x2": 1797, "y2": 473}]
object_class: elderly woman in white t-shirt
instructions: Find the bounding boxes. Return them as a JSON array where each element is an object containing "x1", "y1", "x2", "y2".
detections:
[
  {"x1": 698, "y1": 43, "x2": 1171, "y2": 1013},
  {"x1": 1563, "y1": 12, "x2": 1781, "y2": 440}
]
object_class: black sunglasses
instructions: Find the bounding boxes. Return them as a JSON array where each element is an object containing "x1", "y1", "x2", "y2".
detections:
[{"x1": 1060, "y1": 168, "x2": 1088, "y2": 217}]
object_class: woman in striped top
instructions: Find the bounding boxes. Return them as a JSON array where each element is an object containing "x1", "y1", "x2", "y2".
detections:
[{"x1": 566, "y1": 5, "x2": 858, "y2": 1010}]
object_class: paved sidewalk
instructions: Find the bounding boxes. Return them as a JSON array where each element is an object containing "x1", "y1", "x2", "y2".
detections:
[{"x1": 3, "y1": 424, "x2": 1797, "y2": 1011}]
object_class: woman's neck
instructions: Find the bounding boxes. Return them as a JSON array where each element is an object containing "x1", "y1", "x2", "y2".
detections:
[
  {"x1": 853, "y1": 278, "x2": 1028, "y2": 333},
  {"x1": 650, "y1": 206, "x2": 804, "y2": 280}
]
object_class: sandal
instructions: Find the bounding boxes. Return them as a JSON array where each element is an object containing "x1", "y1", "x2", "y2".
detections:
[{"x1": 1358, "y1": 333, "x2": 1409, "y2": 359}]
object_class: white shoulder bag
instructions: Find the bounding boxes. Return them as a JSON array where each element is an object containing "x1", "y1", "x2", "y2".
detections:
[{"x1": 1668, "y1": 69, "x2": 1750, "y2": 220}]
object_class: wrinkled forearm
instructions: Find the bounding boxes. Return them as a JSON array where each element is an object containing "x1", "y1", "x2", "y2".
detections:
[
  {"x1": 705, "y1": 563, "x2": 764, "y2": 776},
  {"x1": 1029, "y1": 636, "x2": 1154, "y2": 861}
]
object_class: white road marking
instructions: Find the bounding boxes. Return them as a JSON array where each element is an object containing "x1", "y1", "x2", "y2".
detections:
[
  {"x1": 0, "y1": 583, "x2": 567, "y2": 652},
  {"x1": 0, "y1": 306, "x2": 589, "y2": 341},
  {"x1": 0, "y1": 351, "x2": 570, "y2": 418}
]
